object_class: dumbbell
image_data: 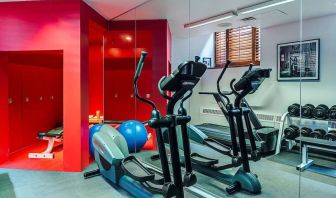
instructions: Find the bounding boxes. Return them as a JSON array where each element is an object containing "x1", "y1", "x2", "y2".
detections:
[
  {"x1": 324, "y1": 130, "x2": 336, "y2": 141},
  {"x1": 301, "y1": 104, "x2": 315, "y2": 118},
  {"x1": 309, "y1": 129, "x2": 327, "y2": 139},
  {"x1": 288, "y1": 103, "x2": 301, "y2": 117},
  {"x1": 300, "y1": 127, "x2": 312, "y2": 137},
  {"x1": 284, "y1": 125, "x2": 300, "y2": 140},
  {"x1": 328, "y1": 105, "x2": 336, "y2": 120},
  {"x1": 313, "y1": 104, "x2": 329, "y2": 120}
]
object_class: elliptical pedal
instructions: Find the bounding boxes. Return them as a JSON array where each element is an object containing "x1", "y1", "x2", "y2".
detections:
[
  {"x1": 122, "y1": 156, "x2": 155, "y2": 182},
  {"x1": 190, "y1": 153, "x2": 219, "y2": 167},
  {"x1": 203, "y1": 138, "x2": 232, "y2": 155}
]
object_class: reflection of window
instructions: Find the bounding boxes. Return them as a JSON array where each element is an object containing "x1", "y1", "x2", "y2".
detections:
[{"x1": 215, "y1": 26, "x2": 260, "y2": 67}]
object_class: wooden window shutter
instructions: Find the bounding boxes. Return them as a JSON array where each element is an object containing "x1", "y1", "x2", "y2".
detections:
[
  {"x1": 215, "y1": 26, "x2": 260, "y2": 67},
  {"x1": 214, "y1": 31, "x2": 226, "y2": 67}
]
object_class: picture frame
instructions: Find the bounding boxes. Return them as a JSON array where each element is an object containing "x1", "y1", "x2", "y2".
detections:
[
  {"x1": 277, "y1": 39, "x2": 320, "y2": 81},
  {"x1": 202, "y1": 57, "x2": 212, "y2": 68}
]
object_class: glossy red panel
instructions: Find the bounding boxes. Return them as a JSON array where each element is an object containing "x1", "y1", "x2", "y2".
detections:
[
  {"x1": 88, "y1": 19, "x2": 105, "y2": 116},
  {"x1": 81, "y1": 1, "x2": 108, "y2": 169},
  {"x1": 0, "y1": 55, "x2": 9, "y2": 163},
  {"x1": 0, "y1": 0, "x2": 82, "y2": 171},
  {"x1": 5, "y1": 51, "x2": 63, "y2": 155},
  {"x1": 105, "y1": 20, "x2": 171, "y2": 150}
]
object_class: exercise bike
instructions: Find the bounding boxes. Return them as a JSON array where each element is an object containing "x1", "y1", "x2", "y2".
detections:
[{"x1": 84, "y1": 51, "x2": 207, "y2": 198}]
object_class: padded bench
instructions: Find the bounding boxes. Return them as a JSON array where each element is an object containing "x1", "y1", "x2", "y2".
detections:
[
  {"x1": 295, "y1": 136, "x2": 336, "y2": 171},
  {"x1": 28, "y1": 127, "x2": 64, "y2": 159}
]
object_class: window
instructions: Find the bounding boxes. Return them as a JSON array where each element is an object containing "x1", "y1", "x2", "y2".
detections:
[{"x1": 215, "y1": 26, "x2": 260, "y2": 67}]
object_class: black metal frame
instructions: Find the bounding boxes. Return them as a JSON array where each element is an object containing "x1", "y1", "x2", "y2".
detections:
[
  {"x1": 134, "y1": 52, "x2": 176, "y2": 197},
  {"x1": 138, "y1": 54, "x2": 206, "y2": 197},
  {"x1": 217, "y1": 61, "x2": 271, "y2": 169}
]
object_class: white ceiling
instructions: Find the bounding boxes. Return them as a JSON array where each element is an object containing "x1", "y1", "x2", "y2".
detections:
[
  {"x1": 2, "y1": 0, "x2": 336, "y2": 37},
  {"x1": 100, "y1": 0, "x2": 336, "y2": 37},
  {"x1": 84, "y1": 0, "x2": 149, "y2": 19}
]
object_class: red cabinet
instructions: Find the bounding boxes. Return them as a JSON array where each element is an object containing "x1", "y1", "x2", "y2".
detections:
[
  {"x1": 104, "y1": 20, "x2": 171, "y2": 123},
  {"x1": 104, "y1": 20, "x2": 171, "y2": 149}
]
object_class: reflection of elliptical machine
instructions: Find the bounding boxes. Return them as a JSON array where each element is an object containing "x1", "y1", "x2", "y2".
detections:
[
  {"x1": 172, "y1": 61, "x2": 271, "y2": 194},
  {"x1": 84, "y1": 51, "x2": 207, "y2": 198}
]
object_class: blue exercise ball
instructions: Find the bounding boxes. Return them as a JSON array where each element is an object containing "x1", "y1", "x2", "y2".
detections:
[
  {"x1": 89, "y1": 124, "x2": 104, "y2": 157},
  {"x1": 118, "y1": 120, "x2": 148, "y2": 153}
]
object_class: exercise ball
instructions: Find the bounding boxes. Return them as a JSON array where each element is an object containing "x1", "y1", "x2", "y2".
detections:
[
  {"x1": 89, "y1": 124, "x2": 104, "y2": 157},
  {"x1": 118, "y1": 120, "x2": 148, "y2": 153}
]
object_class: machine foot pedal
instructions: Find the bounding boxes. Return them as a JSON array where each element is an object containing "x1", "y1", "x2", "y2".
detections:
[
  {"x1": 204, "y1": 138, "x2": 231, "y2": 155},
  {"x1": 122, "y1": 156, "x2": 155, "y2": 182},
  {"x1": 190, "y1": 153, "x2": 218, "y2": 167}
]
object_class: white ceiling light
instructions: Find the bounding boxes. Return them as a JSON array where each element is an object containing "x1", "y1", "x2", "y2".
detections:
[
  {"x1": 184, "y1": 12, "x2": 235, "y2": 29},
  {"x1": 238, "y1": 0, "x2": 295, "y2": 15}
]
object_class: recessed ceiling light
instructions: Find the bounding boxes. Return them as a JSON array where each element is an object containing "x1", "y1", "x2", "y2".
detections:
[
  {"x1": 184, "y1": 12, "x2": 235, "y2": 29},
  {"x1": 238, "y1": 0, "x2": 295, "y2": 15}
]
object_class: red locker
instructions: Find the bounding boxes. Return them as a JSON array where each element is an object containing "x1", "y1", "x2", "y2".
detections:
[
  {"x1": 8, "y1": 64, "x2": 23, "y2": 153},
  {"x1": 105, "y1": 20, "x2": 171, "y2": 150}
]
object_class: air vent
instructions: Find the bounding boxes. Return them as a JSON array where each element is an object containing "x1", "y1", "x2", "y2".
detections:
[
  {"x1": 275, "y1": 116, "x2": 282, "y2": 122},
  {"x1": 255, "y1": 113, "x2": 274, "y2": 122},
  {"x1": 201, "y1": 107, "x2": 283, "y2": 123},
  {"x1": 241, "y1": 17, "x2": 256, "y2": 21},
  {"x1": 201, "y1": 107, "x2": 224, "y2": 116}
]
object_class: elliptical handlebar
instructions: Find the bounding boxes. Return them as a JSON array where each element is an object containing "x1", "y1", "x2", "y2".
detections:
[
  {"x1": 134, "y1": 51, "x2": 147, "y2": 80},
  {"x1": 134, "y1": 51, "x2": 157, "y2": 110},
  {"x1": 158, "y1": 77, "x2": 173, "y2": 100},
  {"x1": 180, "y1": 90, "x2": 193, "y2": 108},
  {"x1": 217, "y1": 60, "x2": 233, "y2": 103}
]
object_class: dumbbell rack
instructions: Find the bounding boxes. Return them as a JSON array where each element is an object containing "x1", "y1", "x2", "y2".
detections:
[
  {"x1": 276, "y1": 113, "x2": 336, "y2": 174},
  {"x1": 276, "y1": 113, "x2": 336, "y2": 154}
]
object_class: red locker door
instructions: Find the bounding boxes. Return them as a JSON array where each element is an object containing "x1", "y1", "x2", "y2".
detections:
[
  {"x1": 8, "y1": 64, "x2": 23, "y2": 153},
  {"x1": 104, "y1": 68, "x2": 136, "y2": 121},
  {"x1": 21, "y1": 65, "x2": 41, "y2": 147},
  {"x1": 39, "y1": 67, "x2": 52, "y2": 131},
  {"x1": 55, "y1": 67, "x2": 63, "y2": 124}
]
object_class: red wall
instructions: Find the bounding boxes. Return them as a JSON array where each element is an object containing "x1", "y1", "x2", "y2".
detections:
[
  {"x1": 0, "y1": 0, "x2": 170, "y2": 169},
  {"x1": 136, "y1": 20, "x2": 170, "y2": 120},
  {"x1": 81, "y1": 1, "x2": 108, "y2": 167},
  {"x1": 5, "y1": 51, "x2": 63, "y2": 153},
  {"x1": 88, "y1": 20, "x2": 105, "y2": 115},
  {"x1": 0, "y1": 55, "x2": 9, "y2": 163},
  {"x1": 0, "y1": 0, "x2": 82, "y2": 171},
  {"x1": 104, "y1": 21, "x2": 137, "y2": 120},
  {"x1": 0, "y1": 0, "x2": 108, "y2": 171},
  {"x1": 105, "y1": 20, "x2": 171, "y2": 149}
]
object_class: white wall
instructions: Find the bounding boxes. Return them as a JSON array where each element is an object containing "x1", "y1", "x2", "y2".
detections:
[
  {"x1": 171, "y1": 33, "x2": 215, "y2": 119},
  {"x1": 171, "y1": 14, "x2": 336, "y2": 127}
]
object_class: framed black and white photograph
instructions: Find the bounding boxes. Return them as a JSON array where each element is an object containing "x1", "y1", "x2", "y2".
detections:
[
  {"x1": 202, "y1": 57, "x2": 212, "y2": 68},
  {"x1": 277, "y1": 39, "x2": 320, "y2": 81}
]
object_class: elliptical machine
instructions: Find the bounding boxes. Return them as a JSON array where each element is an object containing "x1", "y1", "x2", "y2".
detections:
[
  {"x1": 84, "y1": 51, "x2": 207, "y2": 198},
  {"x1": 171, "y1": 61, "x2": 271, "y2": 194},
  {"x1": 219, "y1": 62, "x2": 271, "y2": 193}
]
